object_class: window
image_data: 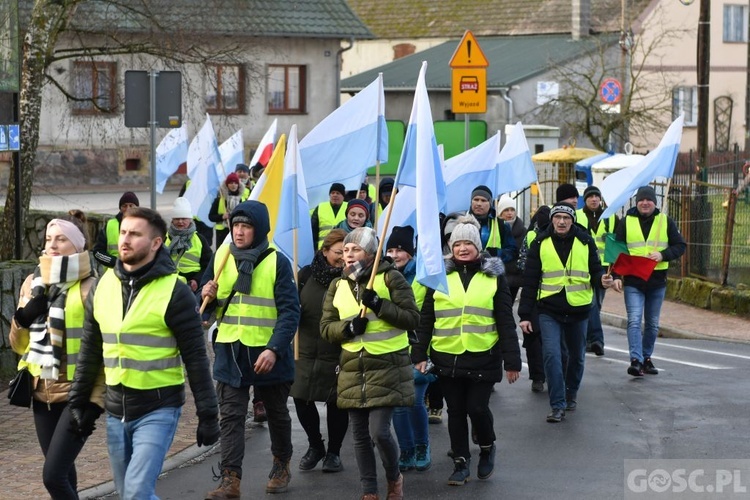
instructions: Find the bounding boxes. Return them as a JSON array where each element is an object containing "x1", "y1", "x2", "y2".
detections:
[
  {"x1": 673, "y1": 86, "x2": 698, "y2": 126},
  {"x1": 71, "y1": 61, "x2": 117, "y2": 114},
  {"x1": 267, "y1": 65, "x2": 306, "y2": 114},
  {"x1": 723, "y1": 5, "x2": 748, "y2": 42},
  {"x1": 205, "y1": 64, "x2": 245, "y2": 114}
]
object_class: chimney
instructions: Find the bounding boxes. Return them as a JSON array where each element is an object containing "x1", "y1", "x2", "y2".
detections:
[{"x1": 572, "y1": 0, "x2": 591, "y2": 40}]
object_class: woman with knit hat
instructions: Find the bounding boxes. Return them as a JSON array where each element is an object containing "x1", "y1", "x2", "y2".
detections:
[
  {"x1": 209, "y1": 172, "x2": 250, "y2": 245},
  {"x1": 336, "y1": 198, "x2": 373, "y2": 233},
  {"x1": 321, "y1": 227, "x2": 419, "y2": 500},
  {"x1": 10, "y1": 214, "x2": 104, "y2": 498},
  {"x1": 496, "y1": 194, "x2": 525, "y2": 300},
  {"x1": 413, "y1": 214, "x2": 521, "y2": 485},
  {"x1": 92, "y1": 191, "x2": 139, "y2": 269}
]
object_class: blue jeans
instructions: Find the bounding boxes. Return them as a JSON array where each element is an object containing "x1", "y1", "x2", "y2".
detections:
[
  {"x1": 393, "y1": 371, "x2": 430, "y2": 451},
  {"x1": 539, "y1": 314, "x2": 587, "y2": 410},
  {"x1": 107, "y1": 407, "x2": 181, "y2": 500},
  {"x1": 586, "y1": 287, "x2": 606, "y2": 347},
  {"x1": 625, "y1": 285, "x2": 666, "y2": 362}
]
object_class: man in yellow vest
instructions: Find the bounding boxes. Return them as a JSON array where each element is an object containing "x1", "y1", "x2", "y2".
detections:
[
  {"x1": 467, "y1": 185, "x2": 517, "y2": 264},
  {"x1": 201, "y1": 200, "x2": 301, "y2": 498},
  {"x1": 518, "y1": 202, "x2": 616, "y2": 423},
  {"x1": 68, "y1": 207, "x2": 219, "y2": 499},
  {"x1": 576, "y1": 185, "x2": 619, "y2": 356},
  {"x1": 311, "y1": 182, "x2": 347, "y2": 250},
  {"x1": 613, "y1": 186, "x2": 686, "y2": 377},
  {"x1": 92, "y1": 191, "x2": 139, "y2": 268}
]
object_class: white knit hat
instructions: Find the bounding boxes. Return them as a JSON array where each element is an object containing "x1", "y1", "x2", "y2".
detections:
[
  {"x1": 172, "y1": 197, "x2": 193, "y2": 219},
  {"x1": 344, "y1": 227, "x2": 379, "y2": 256},
  {"x1": 496, "y1": 195, "x2": 516, "y2": 215},
  {"x1": 448, "y1": 214, "x2": 482, "y2": 251}
]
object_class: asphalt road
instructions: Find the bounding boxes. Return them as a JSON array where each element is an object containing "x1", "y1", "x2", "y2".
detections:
[{"x1": 96, "y1": 325, "x2": 750, "y2": 500}]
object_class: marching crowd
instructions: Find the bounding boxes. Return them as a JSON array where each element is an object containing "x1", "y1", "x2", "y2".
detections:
[{"x1": 8, "y1": 161, "x2": 685, "y2": 500}]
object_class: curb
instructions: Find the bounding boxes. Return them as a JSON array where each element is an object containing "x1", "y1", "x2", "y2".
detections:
[{"x1": 600, "y1": 311, "x2": 750, "y2": 344}]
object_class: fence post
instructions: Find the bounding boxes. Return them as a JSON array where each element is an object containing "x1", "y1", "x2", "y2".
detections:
[{"x1": 721, "y1": 189, "x2": 737, "y2": 286}]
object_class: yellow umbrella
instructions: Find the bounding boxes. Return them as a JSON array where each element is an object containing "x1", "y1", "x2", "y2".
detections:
[{"x1": 532, "y1": 146, "x2": 604, "y2": 163}]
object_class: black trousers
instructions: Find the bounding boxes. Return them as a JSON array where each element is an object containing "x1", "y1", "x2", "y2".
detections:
[
  {"x1": 440, "y1": 377, "x2": 496, "y2": 460},
  {"x1": 33, "y1": 400, "x2": 90, "y2": 500},
  {"x1": 293, "y1": 398, "x2": 349, "y2": 455}
]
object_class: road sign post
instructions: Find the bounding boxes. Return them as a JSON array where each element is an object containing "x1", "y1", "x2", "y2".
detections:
[{"x1": 450, "y1": 31, "x2": 489, "y2": 150}]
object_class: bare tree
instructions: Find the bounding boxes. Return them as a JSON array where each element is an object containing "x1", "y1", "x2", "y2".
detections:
[
  {"x1": 1, "y1": 0, "x2": 256, "y2": 259},
  {"x1": 522, "y1": 13, "x2": 691, "y2": 152}
]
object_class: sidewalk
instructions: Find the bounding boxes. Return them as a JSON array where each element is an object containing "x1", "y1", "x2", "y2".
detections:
[{"x1": 1, "y1": 298, "x2": 749, "y2": 499}]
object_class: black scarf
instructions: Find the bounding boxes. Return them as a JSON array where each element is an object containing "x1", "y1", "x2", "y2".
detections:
[
  {"x1": 310, "y1": 251, "x2": 343, "y2": 289},
  {"x1": 230, "y1": 239, "x2": 270, "y2": 294}
]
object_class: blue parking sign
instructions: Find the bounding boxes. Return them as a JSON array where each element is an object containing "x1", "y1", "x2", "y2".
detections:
[
  {"x1": 0, "y1": 125, "x2": 8, "y2": 151},
  {"x1": 8, "y1": 124, "x2": 19, "y2": 151}
]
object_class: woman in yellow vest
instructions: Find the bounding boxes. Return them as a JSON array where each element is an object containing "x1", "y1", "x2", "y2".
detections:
[
  {"x1": 320, "y1": 227, "x2": 419, "y2": 500},
  {"x1": 209, "y1": 172, "x2": 250, "y2": 244},
  {"x1": 165, "y1": 197, "x2": 213, "y2": 292},
  {"x1": 413, "y1": 214, "x2": 521, "y2": 486},
  {"x1": 10, "y1": 214, "x2": 104, "y2": 498}
]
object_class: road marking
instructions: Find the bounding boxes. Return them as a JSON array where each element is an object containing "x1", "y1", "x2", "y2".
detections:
[
  {"x1": 656, "y1": 342, "x2": 750, "y2": 361},
  {"x1": 604, "y1": 346, "x2": 731, "y2": 370}
]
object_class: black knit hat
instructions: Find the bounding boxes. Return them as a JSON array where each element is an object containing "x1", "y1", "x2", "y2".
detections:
[
  {"x1": 556, "y1": 183, "x2": 579, "y2": 203},
  {"x1": 583, "y1": 185, "x2": 601, "y2": 200},
  {"x1": 471, "y1": 185, "x2": 493, "y2": 202},
  {"x1": 119, "y1": 191, "x2": 140, "y2": 208},
  {"x1": 386, "y1": 225, "x2": 415, "y2": 256},
  {"x1": 635, "y1": 186, "x2": 657, "y2": 203},
  {"x1": 329, "y1": 183, "x2": 346, "y2": 196}
]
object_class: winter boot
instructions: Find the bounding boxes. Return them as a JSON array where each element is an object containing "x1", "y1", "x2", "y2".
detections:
[
  {"x1": 386, "y1": 473, "x2": 404, "y2": 500},
  {"x1": 205, "y1": 469, "x2": 240, "y2": 500},
  {"x1": 266, "y1": 457, "x2": 291, "y2": 494}
]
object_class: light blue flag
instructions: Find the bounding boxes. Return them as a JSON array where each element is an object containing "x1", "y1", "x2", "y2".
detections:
[
  {"x1": 274, "y1": 125, "x2": 314, "y2": 270},
  {"x1": 442, "y1": 132, "x2": 501, "y2": 214},
  {"x1": 184, "y1": 115, "x2": 222, "y2": 227},
  {"x1": 601, "y1": 115, "x2": 684, "y2": 219},
  {"x1": 494, "y1": 122, "x2": 538, "y2": 196},
  {"x1": 300, "y1": 74, "x2": 388, "y2": 208},
  {"x1": 389, "y1": 61, "x2": 448, "y2": 294},
  {"x1": 155, "y1": 123, "x2": 188, "y2": 193},
  {"x1": 219, "y1": 129, "x2": 244, "y2": 175}
]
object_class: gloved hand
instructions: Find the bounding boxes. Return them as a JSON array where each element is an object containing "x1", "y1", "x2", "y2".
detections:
[
  {"x1": 197, "y1": 416, "x2": 220, "y2": 447},
  {"x1": 361, "y1": 288, "x2": 382, "y2": 314},
  {"x1": 69, "y1": 403, "x2": 103, "y2": 439},
  {"x1": 348, "y1": 316, "x2": 369, "y2": 338},
  {"x1": 14, "y1": 294, "x2": 47, "y2": 328}
]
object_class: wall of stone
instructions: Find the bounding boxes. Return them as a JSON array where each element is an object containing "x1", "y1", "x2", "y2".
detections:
[{"x1": 666, "y1": 277, "x2": 750, "y2": 318}]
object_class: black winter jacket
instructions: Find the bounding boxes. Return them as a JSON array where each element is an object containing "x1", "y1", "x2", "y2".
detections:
[
  {"x1": 69, "y1": 247, "x2": 218, "y2": 422},
  {"x1": 413, "y1": 254, "x2": 521, "y2": 382}
]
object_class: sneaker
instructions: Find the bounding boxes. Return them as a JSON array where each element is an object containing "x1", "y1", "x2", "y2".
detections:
[
  {"x1": 531, "y1": 380, "x2": 544, "y2": 393},
  {"x1": 643, "y1": 358, "x2": 659, "y2": 375},
  {"x1": 205, "y1": 469, "x2": 241, "y2": 500},
  {"x1": 414, "y1": 444, "x2": 431, "y2": 471},
  {"x1": 448, "y1": 457, "x2": 470, "y2": 485},
  {"x1": 565, "y1": 399, "x2": 577, "y2": 411},
  {"x1": 546, "y1": 408, "x2": 565, "y2": 423},
  {"x1": 321, "y1": 452, "x2": 343, "y2": 473},
  {"x1": 298, "y1": 445, "x2": 326, "y2": 471},
  {"x1": 428, "y1": 408, "x2": 442, "y2": 424},
  {"x1": 266, "y1": 457, "x2": 291, "y2": 494},
  {"x1": 591, "y1": 342, "x2": 605, "y2": 356},
  {"x1": 477, "y1": 444, "x2": 496, "y2": 480},
  {"x1": 398, "y1": 449, "x2": 415, "y2": 472},
  {"x1": 627, "y1": 359, "x2": 644, "y2": 377},
  {"x1": 253, "y1": 400, "x2": 268, "y2": 423}
]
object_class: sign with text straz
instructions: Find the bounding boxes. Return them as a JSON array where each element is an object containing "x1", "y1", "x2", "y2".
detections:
[{"x1": 450, "y1": 30, "x2": 489, "y2": 114}]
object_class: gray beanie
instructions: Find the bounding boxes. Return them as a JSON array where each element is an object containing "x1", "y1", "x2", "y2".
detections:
[
  {"x1": 448, "y1": 214, "x2": 483, "y2": 251},
  {"x1": 344, "y1": 227, "x2": 379, "y2": 256}
]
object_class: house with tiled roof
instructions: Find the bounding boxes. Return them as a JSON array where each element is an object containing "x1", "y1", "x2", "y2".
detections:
[
  {"x1": 13, "y1": 0, "x2": 372, "y2": 188},
  {"x1": 344, "y1": 0, "x2": 748, "y2": 153}
]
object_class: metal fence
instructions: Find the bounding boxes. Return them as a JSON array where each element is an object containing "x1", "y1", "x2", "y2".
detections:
[{"x1": 522, "y1": 147, "x2": 750, "y2": 287}]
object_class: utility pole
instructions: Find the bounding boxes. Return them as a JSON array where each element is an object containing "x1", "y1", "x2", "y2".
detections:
[
  {"x1": 745, "y1": 0, "x2": 750, "y2": 154},
  {"x1": 697, "y1": 0, "x2": 710, "y2": 182}
]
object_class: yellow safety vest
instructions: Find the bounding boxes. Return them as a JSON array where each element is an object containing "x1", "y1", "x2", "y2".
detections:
[
  {"x1": 313, "y1": 202, "x2": 347, "y2": 249},
  {"x1": 625, "y1": 214, "x2": 669, "y2": 271},
  {"x1": 485, "y1": 217, "x2": 504, "y2": 252},
  {"x1": 431, "y1": 272, "x2": 499, "y2": 354},
  {"x1": 214, "y1": 245, "x2": 278, "y2": 347},
  {"x1": 538, "y1": 237, "x2": 593, "y2": 306},
  {"x1": 105, "y1": 218, "x2": 120, "y2": 257},
  {"x1": 576, "y1": 209, "x2": 616, "y2": 265},
  {"x1": 165, "y1": 233, "x2": 203, "y2": 275},
  {"x1": 18, "y1": 281, "x2": 85, "y2": 379},
  {"x1": 216, "y1": 188, "x2": 251, "y2": 231},
  {"x1": 333, "y1": 274, "x2": 409, "y2": 355},
  {"x1": 95, "y1": 270, "x2": 184, "y2": 389}
]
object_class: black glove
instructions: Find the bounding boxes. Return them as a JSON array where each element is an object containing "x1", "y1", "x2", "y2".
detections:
[
  {"x1": 348, "y1": 316, "x2": 369, "y2": 338},
  {"x1": 197, "y1": 416, "x2": 220, "y2": 447},
  {"x1": 361, "y1": 288, "x2": 382, "y2": 314},
  {"x1": 69, "y1": 403, "x2": 103, "y2": 439},
  {"x1": 14, "y1": 294, "x2": 47, "y2": 328}
]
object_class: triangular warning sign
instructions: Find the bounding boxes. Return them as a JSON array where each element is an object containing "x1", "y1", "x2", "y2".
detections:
[{"x1": 449, "y1": 30, "x2": 489, "y2": 68}]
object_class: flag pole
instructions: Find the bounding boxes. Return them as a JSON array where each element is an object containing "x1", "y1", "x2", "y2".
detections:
[
  {"x1": 200, "y1": 249, "x2": 231, "y2": 315},
  {"x1": 373, "y1": 73, "x2": 384, "y2": 231},
  {"x1": 292, "y1": 137, "x2": 301, "y2": 360},
  {"x1": 536, "y1": 181, "x2": 546, "y2": 206},
  {"x1": 360, "y1": 186, "x2": 400, "y2": 317},
  {"x1": 293, "y1": 227, "x2": 299, "y2": 360}
]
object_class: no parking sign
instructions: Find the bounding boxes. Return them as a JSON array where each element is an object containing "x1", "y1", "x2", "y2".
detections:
[{"x1": 599, "y1": 78, "x2": 622, "y2": 104}]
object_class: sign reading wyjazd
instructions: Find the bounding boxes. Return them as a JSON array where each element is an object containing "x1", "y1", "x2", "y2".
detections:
[
  {"x1": 0, "y1": 1, "x2": 20, "y2": 92},
  {"x1": 450, "y1": 30, "x2": 489, "y2": 114}
]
